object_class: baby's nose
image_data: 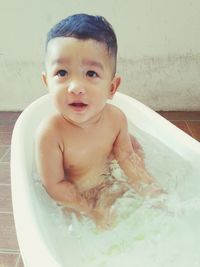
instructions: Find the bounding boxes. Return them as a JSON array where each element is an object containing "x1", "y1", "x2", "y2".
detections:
[{"x1": 67, "y1": 81, "x2": 86, "y2": 95}]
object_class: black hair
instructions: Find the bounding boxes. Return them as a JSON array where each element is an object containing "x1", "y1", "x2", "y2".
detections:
[{"x1": 46, "y1": 14, "x2": 117, "y2": 73}]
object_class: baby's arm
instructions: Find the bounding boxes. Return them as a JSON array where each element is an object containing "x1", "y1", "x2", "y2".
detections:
[
  {"x1": 113, "y1": 112, "x2": 164, "y2": 197},
  {"x1": 35, "y1": 121, "x2": 91, "y2": 215}
]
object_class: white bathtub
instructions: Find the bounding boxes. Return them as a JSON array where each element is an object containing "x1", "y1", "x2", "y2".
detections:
[{"x1": 11, "y1": 92, "x2": 200, "y2": 267}]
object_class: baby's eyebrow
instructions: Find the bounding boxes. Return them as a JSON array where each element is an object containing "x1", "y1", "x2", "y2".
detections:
[
  {"x1": 52, "y1": 57, "x2": 71, "y2": 65},
  {"x1": 82, "y1": 59, "x2": 104, "y2": 70}
]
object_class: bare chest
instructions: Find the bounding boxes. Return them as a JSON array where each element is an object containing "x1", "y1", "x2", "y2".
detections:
[{"x1": 62, "y1": 127, "x2": 116, "y2": 179}]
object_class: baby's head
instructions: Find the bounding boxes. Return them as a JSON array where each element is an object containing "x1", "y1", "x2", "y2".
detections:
[
  {"x1": 45, "y1": 13, "x2": 118, "y2": 76},
  {"x1": 43, "y1": 14, "x2": 121, "y2": 125}
]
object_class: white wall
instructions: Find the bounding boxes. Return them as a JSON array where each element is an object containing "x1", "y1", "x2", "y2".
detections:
[{"x1": 0, "y1": 0, "x2": 200, "y2": 110}]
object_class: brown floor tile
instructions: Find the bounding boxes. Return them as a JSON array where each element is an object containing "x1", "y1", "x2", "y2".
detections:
[
  {"x1": 0, "y1": 112, "x2": 21, "y2": 121},
  {"x1": 0, "y1": 163, "x2": 10, "y2": 184},
  {"x1": 187, "y1": 121, "x2": 200, "y2": 142},
  {"x1": 170, "y1": 121, "x2": 193, "y2": 137},
  {"x1": 0, "y1": 132, "x2": 12, "y2": 146},
  {"x1": 9, "y1": 112, "x2": 21, "y2": 121},
  {"x1": 158, "y1": 111, "x2": 200, "y2": 121},
  {"x1": 0, "y1": 185, "x2": 13, "y2": 212},
  {"x1": 0, "y1": 213, "x2": 19, "y2": 251},
  {"x1": 0, "y1": 112, "x2": 16, "y2": 121},
  {"x1": 0, "y1": 253, "x2": 19, "y2": 267},
  {"x1": 0, "y1": 124, "x2": 15, "y2": 133},
  {"x1": 0, "y1": 146, "x2": 9, "y2": 160}
]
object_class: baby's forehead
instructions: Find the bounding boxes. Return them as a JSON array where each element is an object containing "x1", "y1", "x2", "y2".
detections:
[
  {"x1": 45, "y1": 37, "x2": 113, "y2": 66},
  {"x1": 46, "y1": 37, "x2": 109, "y2": 54}
]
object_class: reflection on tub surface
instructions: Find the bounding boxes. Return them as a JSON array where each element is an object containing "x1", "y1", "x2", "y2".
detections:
[{"x1": 32, "y1": 123, "x2": 200, "y2": 267}]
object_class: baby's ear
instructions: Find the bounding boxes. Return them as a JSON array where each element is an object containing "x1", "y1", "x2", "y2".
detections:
[
  {"x1": 109, "y1": 76, "x2": 121, "y2": 99},
  {"x1": 41, "y1": 71, "x2": 48, "y2": 87}
]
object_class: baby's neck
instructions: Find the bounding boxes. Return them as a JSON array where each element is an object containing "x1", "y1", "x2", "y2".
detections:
[{"x1": 62, "y1": 109, "x2": 105, "y2": 129}]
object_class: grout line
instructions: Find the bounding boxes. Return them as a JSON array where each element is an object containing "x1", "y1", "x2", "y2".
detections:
[
  {"x1": 0, "y1": 145, "x2": 9, "y2": 154},
  {"x1": 0, "y1": 147, "x2": 10, "y2": 162},
  {"x1": 0, "y1": 160, "x2": 9, "y2": 164},
  {"x1": 169, "y1": 119, "x2": 200, "y2": 122},
  {"x1": 0, "y1": 249, "x2": 19, "y2": 255},
  {"x1": 0, "y1": 211, "x2": 13, "y2": 215},
  {"x1": 0, "y1": 154, "x2": 6, "y2": 162},
  {"x1": 185, "y1": 121, "x2": 195, "y2": 138},
  {"x1": 0, "y1": 250, "x2": 19, "y2": 254},
  {"x1": 15, "y1": 253, "x2": 21, "y2": 267},
  {"x1": 0, "y1": 161, "x2": 10, "y2": 164}
]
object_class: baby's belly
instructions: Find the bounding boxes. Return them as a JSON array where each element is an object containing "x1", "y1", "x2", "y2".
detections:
[
  {"x1": 71, "y1": 160, "x2": 129, "y2": 209},
  {"x1": 67, "y1": 162, "x2": 110, "y2": 192},
  {"x1": 75, "y1": 173, "x2": 108, "y2": 192}
]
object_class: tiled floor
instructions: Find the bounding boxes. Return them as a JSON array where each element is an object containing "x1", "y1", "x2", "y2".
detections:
[
  {"x1": 0, "y1": 111, "x2": 200, "y2": 267},
  {"x1": 0, "y1": 112, "x2": 24, "y2": 267},
  {"x1": 158, "y1": 111, "x2": 200, "y2": 141}
]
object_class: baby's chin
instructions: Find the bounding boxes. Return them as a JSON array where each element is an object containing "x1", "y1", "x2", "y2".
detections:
[{"x1": 61, "y1": 113, "x2": 92, "y2": 127}]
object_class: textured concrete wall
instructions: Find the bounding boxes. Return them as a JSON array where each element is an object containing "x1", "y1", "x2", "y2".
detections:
[
  {"x1": 118, "y1": 54, "x2": 200, "y2": 110},
  {"x1": 0, "y1": 0, "x2": 200, "y2": 111}
]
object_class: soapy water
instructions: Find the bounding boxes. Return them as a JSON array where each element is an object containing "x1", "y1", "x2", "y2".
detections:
[{"x1": 32, "y1": 123, "x2": 200, "y2": 267}]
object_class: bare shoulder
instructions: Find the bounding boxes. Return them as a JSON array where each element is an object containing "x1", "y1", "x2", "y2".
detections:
[
  {"x1": 106, "y1": 103, "x2": 128, "y2": 125},
  {"x1": 36, "y1": 113, "x2": 63, "y2": 148}
]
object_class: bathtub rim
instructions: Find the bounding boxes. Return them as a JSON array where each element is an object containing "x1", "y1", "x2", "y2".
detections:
[
  {"x1": 11, "y1": 98, "x2": 61, "y2": 267},
  {"x1": 112, "y1": 92, "x2": 200, "y2": 162}
]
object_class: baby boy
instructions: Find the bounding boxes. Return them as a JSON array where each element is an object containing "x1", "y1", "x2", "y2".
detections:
[{"x1": 36, "y1": 14, "x2": 162, "y2": 228}]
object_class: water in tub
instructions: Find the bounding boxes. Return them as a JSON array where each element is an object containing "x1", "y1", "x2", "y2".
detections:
[{"x1": 32, "y1": 121, "x2": 200, "y2": 267}]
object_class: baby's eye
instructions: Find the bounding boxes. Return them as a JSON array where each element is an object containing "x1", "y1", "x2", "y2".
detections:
[
  {"x1": 56, "y1": 70, "x2": 68, "y2": 77},
  {"x1": 87, "y1": 70, "x2": 98, "y2": 78}
]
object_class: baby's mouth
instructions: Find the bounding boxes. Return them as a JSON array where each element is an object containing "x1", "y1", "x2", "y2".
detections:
[
  {"x1": 69, "y1": 102, "x2": 87, "y2": 107},
  {"x1": 68, "y1": 101, "x2": 88, "y2": 112}
]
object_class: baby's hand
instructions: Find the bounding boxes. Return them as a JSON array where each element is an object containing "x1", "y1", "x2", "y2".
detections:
[{"x1": 90, "y1": 207, "x2": 116, "y2": 230}]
